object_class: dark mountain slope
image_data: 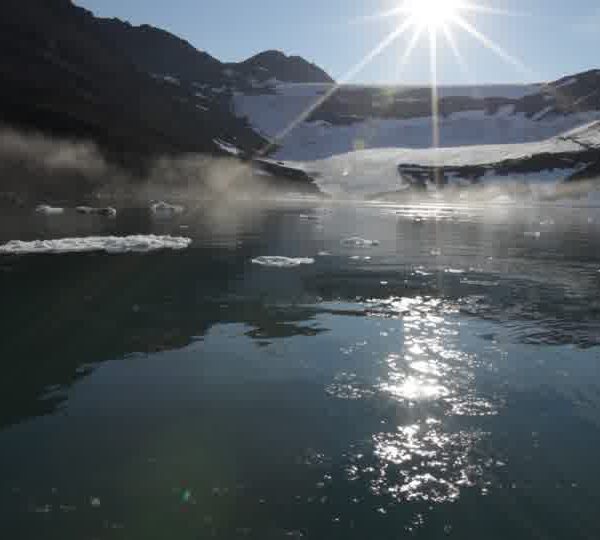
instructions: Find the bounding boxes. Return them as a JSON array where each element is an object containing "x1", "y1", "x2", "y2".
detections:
[
  {"x1": 0, "y1": 0, "x2": 265, "y2": 167},
  {"x1": 90, "y1": 21, "x2": 335, "y2": 87},
  {"x1": 93, "y1": 17, "x2": 226, "y2": 85}
]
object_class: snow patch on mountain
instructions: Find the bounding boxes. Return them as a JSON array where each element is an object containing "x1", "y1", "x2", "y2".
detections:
[
  {"x1": 306, "y1": 131, "x2": 599, "y2": 198},
  {"x1": 233, "y1": 83, "x2": 600, "y2": 161}
]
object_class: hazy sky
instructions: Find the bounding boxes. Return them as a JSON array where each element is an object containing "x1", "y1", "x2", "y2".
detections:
[{"x1": 76, "y1": 0, "x2": 600, "y2": 85}]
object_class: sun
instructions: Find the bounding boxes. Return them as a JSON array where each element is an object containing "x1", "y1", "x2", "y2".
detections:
[
  {"x1": 402, "y1": 0, "x2": 465, "y2": 29},
  {"x1": 260, "y1": 0, "x2": 529, "y2": 156}
]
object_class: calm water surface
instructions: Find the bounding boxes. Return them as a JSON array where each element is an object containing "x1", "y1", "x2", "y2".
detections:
[{"x1": 0, "y1": 202, "x2": 599, "y2": 539}]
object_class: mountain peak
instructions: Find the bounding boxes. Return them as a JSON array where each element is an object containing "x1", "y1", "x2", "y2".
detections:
[
  {"x1": 248, "y1": 50, "x2": 288, "y2": 60},
  {"x1": 234, "y1": 50, "x2": 334, "y2": 84}
]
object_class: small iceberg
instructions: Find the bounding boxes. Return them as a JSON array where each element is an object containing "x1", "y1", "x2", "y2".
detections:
[
  {"x1": 251, "y1": 256, "x2": 315, "y2": 268},
  {"x1": 0, "y1": 235, "x2": 192, "y2": 255},
  {"x1": 340, "y1": 237, "x2": 380, "y2": 248},
  {"x1": 35, "y1": 204, "x2": 64, "y2": 215},
  {"x1": 299, "y1": 214, "x2": 320, "y2": 222},
  {"x1": 350, "y1": 255, "x2": 371, "y2": 262},
  {"x1": 76, "y1": 206, "x2": 117, "y2": 217},
  {"x1": 524, "y1": 231, "x2": 541, "y2": 239},
  {"x1": 490, "y1": 194, "x2": 515, "y2": 205},
  {"x1": 150, "y1": 201, "x2": 185, "y2": 216}
]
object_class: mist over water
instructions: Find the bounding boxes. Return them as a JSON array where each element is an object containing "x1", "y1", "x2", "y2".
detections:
[
  {"x1": 3, "y1": 125, "x2": 600, "y2": 218},
  {"x1": 0, "y1": 127, "x2": 294, "y2": 209}
]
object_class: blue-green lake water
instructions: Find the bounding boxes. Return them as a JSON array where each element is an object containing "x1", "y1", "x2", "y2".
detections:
[{"x1": 0, "y1": 202, "x2": 599, "y2": 539}]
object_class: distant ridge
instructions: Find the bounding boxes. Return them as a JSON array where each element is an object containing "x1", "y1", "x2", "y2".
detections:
[{"x1": 94, "y1": 19, "x2": 334, "y2": 85}]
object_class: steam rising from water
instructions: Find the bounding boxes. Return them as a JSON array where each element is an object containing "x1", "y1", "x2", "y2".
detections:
[
  {"x1": 0, "y1": 127, "x2": 290, "y2": 209},
  {"x1": 1, "y1": 125, "x2": 599, "y2": 217}
]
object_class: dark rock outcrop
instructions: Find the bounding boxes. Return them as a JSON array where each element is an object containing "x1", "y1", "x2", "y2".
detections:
[
  {"x1": 308, "y1": 71, "x2": 600, "y2": 126},
  {"x1": 394, "y1": 148, "x2": 600, "y2": 193}
]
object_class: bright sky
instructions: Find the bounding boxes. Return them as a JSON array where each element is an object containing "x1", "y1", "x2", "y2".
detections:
[{"x1": 76, "y1": 0, "x2": 600, "y2": 85}]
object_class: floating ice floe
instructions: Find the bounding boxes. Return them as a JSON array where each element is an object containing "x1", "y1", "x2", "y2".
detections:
[
  {"x1": 0, "y1": 235, "x2": 192, "y2": 255},
  {"x1": 35, "y1": 204, "x2": 64, "y2": 215},
  {"x1": 76, "y1": 206, "x2": 117, "y2": 217},
  {"x1": 340, "y1": 237, "x2": 380, "y2": 248},
  {"x1": 150, "y1": 201, "x2": 185, "y2": 216},
  {"x1": 251, "y1": 256, "x2": 315, "y2": 268},
  {"x1": 299, "y1": 214, "x2": 320, "y2": 222},
  {"x1": 524, "y1": 231, "x2": 542, "y2": 239}
]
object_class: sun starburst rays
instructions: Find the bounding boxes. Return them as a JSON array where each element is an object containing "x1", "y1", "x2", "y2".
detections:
[
  {"x1": 451, "y1": 15, "x2": 532, "y2": 79},
  {"x1": 258, "y1": 1, "x2": 536, "y2": 158}
]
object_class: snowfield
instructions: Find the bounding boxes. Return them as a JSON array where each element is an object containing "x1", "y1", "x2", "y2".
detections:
[
  {"x1": 233, "y1": 83, "x2": 600, "y2": 161},
  {"x1": 230, "y1": 79, "x2": 600, "y2": 199},
  {"x1": 287, "y1": 121, "x2": 600, "y2": 198}
]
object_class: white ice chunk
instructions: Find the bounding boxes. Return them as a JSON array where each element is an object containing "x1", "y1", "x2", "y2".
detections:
[
  {"x1": 150, "y1": 201, "x2": 185, "y2": 216},
  {"x1": 340, "y1": 237, "x2": 380, "y2": 248},
  {"x1": 76, "y1": 206, "x2": 117, "y2": 217},
  {"x1": 0, "y1": 235, "x2": 192, "y2": 255},
  {"x1": 36, "y1": 204, "x2": 64, "y2": 215},
  {"x1": 251, "y1": 256, "x2": 315, "y2": 268}
]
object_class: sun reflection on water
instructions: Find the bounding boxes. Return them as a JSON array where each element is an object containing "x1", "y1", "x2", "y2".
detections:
[
  {"x1": 327, "y1": 294, "x2": 503, "y2": 504},
  {"x1": 369, "y1": 421, "x2": 494, "y2": 503},
  {"x1": 380, "y1": 376, "x2": 449, "y2": 401}
]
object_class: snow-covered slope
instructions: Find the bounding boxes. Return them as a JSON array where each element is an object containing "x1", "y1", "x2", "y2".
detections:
[
  {"x1": 233, "y1": 72, "x2": 600, "y2": 162},
  {"x1": 304, "y1": 121, "x2": 600, "y2": 198}
]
